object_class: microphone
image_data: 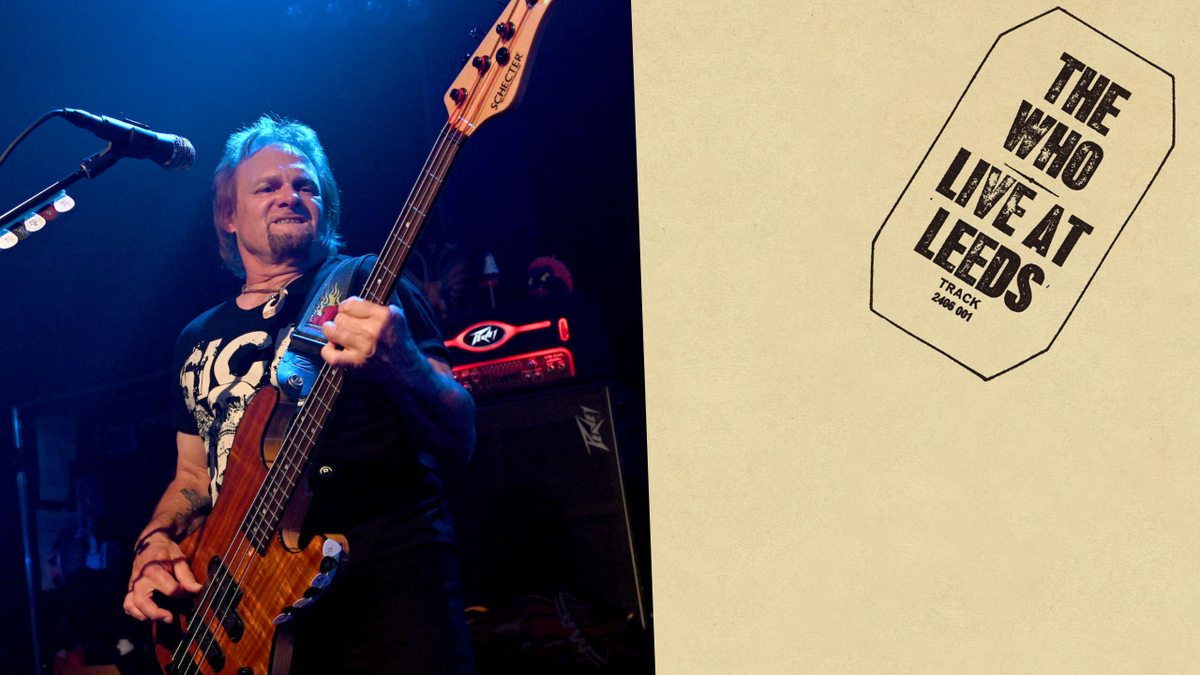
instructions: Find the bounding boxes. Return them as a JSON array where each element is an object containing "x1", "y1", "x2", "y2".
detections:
[{"x1": 62, "y1": 108, "x2": 195, "y2": 171}]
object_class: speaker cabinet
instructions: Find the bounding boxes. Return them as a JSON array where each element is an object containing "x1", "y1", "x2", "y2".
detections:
[{"x1": 443, "y1": 383, "x2": 650, "y2": 629}]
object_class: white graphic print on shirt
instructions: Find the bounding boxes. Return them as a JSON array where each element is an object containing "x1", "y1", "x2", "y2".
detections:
[{"x1": 179, "y1": 325, "x2": 294, "y2": 502}]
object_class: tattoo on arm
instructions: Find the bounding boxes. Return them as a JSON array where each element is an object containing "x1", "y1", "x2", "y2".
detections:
[
  {"x1": 173, "y1": 512, "x2": 195, "y2": 536},
  {"x1": 174, "y1": 488, "x2": 213, "y2": 537},
  {"x1": 134, "y1": 488, "x2": 212, "y2": 555},
  {"x1": 182, "y1": 487, "x2": 212, "y2": 512}
]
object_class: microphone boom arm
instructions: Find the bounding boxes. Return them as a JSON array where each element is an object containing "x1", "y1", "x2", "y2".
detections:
[{"x1": 0, "y1": 143, "x2": 121, "y2": 247}]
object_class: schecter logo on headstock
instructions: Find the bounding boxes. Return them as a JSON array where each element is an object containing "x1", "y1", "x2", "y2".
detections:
[{"x1": 491, "y1": 52, "x2": 524, "y2": 110}]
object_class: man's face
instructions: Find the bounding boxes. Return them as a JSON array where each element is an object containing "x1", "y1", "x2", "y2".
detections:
[{"x1": 223, "y1": 144, "x2": 325, "y2": 268}]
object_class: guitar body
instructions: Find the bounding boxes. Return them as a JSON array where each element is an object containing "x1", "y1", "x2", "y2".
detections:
[{"x1": 154, "y1": 387, "x2": 347, "y2": 675}]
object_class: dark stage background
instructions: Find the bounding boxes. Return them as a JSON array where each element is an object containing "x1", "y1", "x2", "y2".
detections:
[{"x1": 0, "y1": 0, "x2": 643, "y2": 671}]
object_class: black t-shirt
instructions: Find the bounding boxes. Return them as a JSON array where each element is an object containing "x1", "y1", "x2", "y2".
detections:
[{"x1": 171, "y1": 254, "x2": 456, "y2": 559}]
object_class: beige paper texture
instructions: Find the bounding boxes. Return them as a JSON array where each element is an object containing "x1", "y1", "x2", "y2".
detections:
[{"x1": 634, "y1": 2, "x2": 1198, "y2": 673}]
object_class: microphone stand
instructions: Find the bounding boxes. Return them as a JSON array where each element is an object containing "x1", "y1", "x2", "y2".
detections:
[{"x1": 0, "y1": 142, "x2": 123, "y2": 241}]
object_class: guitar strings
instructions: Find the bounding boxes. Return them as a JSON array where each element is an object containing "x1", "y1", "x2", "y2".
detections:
[
  {"x1": 171, "y1": 365, "x2": 347, "y2": 672},
  {"x1": 169, "y1": 2, "x2": 536, "y2": 668},
  {"x1": 169, "y1": 276, "x2": 352, "y2": 669}
]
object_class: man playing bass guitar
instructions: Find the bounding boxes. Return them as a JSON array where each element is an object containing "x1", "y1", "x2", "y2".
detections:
[{"x1": 122, "y1": 115, "x2": 477, "y2": 674}]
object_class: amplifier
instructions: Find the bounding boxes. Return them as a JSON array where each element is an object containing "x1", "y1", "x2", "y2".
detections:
[
  {"x1": 443, "y1": 294, "x2": 610, "y2": 398},
  {"x1": 440, "y1": 383, "x2": 650, "y2": 630}
]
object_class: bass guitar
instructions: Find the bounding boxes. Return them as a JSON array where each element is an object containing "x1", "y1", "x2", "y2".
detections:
[{"x1": 154, "y1": 2, "x2": 557, "y2": 673}]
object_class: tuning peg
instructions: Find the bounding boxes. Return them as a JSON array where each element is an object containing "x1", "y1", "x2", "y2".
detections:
[
  {"x1": 469, "y1": 27, "x2": 486, "y2": 40},
  {"x1": 495, "y1": 21, "x2": 514, "y2": 40}
]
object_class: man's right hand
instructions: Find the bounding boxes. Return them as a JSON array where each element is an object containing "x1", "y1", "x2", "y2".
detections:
[{"x1": 123, "y1": 531, "x2": 204, "y2": 623}]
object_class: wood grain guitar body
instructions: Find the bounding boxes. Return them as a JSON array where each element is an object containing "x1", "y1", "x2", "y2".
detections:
[{"x1": 154, "y1": 387, "x2": 347, "y2": 675}]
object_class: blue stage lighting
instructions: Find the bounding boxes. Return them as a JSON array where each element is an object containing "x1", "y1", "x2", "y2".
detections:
[
  {"x1": 285, "y1": 2, "x2": 314, "y2": 29},
  {"x1": 362, "y1": 0, "x2": 391, "y2": 26},
  {"x1": 323, "y1": 0, "x2": 354, "y2": 27}
]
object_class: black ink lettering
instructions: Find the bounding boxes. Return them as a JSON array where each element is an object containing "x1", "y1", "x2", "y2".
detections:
[
  {"x1": 914, "y1": 208, "x2": 950, "y2": 260},
  {"x1": 954, "y1": 159, "x2": 991, "y2": 208},
  {"x1": 972, "y1": 167, "x2": 1016, "y2": 221},
  {"x1": 1088, "y1": 83, "x2": 1131, "y2": 136},
  {"x1": 491, "y1": 52, "x2": 524, "y2": 109},
  {"x1": 954, "y1": 231, "x2": 999, "y2": 286},
  {"x1": 1062, "y1": 67, "x2": 1111, "y2": 122},
  {"x1": 1061, "y1": 141, "x2": 1103, "y2": 190},
  {"x1": 976, "y1": 246, "x2": 1022, "y2": 299},
  {"x1": 1032, "y1": 123, "x2": 1081, "y2": 179},
  {"x1": 1005, "y1": 264, "x2": 1044, "y2": 312},
  {"x1": 1004, "y1": 100, "x2": 1057, "y2": 159},
  {"x1": 991, "y1": 182, "x2": 1037, "y2": 237},
  {"x1": 1021, "y1": 205, "x2": 1063, "y2": 257},
  {"x1": 935, "y1": 148, "x2": 972, "y2": 201},
  {"x1": 1045, "y1": 53, "x2": 1086, "y2": 104},
  {"x1": 1051, "y1": 215, "x2": 1094, "y2": 266},
  {"x1": 932, "y1": 219, "x2": 978, "y2": 273}
]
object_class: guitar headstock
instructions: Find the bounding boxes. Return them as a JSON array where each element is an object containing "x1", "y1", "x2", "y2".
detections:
[{"x1": 444, "y1": 0, "x2": 557, "y2": 136}]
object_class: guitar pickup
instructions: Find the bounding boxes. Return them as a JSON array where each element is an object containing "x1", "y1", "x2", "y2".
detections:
[
  {"x1": 221, "y1": 610, "x2": 245, "y2": 643},
  {"x1": 183, "y1": 620, "x2": 226, "y2": 673},
  {"x1": 207, "y1": 556, "x2": 245, "y2": 642}
]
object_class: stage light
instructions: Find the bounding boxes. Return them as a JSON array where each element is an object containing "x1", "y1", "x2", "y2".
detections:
[
  {"x1": 362, "y1": 0, "x2": 391, "y2": 26},
  {"x1": 403, "y1": 0, "x2": 430, "y2": 22},
  {"x1": 283, "y1": 0, "x2": 403, "y2": 28},
  {"x1": 284, "y1": 1, "x2": 314, "y2": 29},
  {"x1": 323, "y1": 0, "x2": 354, "y2": 27}
]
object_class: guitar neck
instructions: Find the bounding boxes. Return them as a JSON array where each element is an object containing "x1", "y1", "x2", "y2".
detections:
[{"x1": 362, "y1": 122, "x2": 467, "y2": 305}]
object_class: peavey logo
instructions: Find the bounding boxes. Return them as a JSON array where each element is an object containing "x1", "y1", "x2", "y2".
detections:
[
  {"x1": 491, "y1": 52, "x2": 524, "y2": 110},
  {"x1": 468, "y1": 324, "x2": 506, "y2": 348},
  {"x1": 575, "y1": 405, "x2": 610, "y2": 454}
]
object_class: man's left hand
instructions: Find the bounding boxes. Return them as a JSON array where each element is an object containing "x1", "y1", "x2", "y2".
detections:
[{"x1": 319, "y1": 296, "x2": 424, "y2": 382}]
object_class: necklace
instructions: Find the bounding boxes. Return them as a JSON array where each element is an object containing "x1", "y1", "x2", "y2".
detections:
[{"x1": 241, "y1": 284, "x2": 289, "y2": 319}]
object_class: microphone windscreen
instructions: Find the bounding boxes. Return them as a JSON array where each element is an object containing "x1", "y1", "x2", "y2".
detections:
[{"x1": 165, "y1": 136, "x2": 196, "y2": 172}]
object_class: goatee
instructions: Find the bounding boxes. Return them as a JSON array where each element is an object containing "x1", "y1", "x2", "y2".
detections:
[{"x1": 269, "y1": 228, "x2": 315, "y2": 261}]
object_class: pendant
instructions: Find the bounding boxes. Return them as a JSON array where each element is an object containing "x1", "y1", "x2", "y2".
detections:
[{"x1": 262, "y1": 287, "x2": 288, "y2": 319}]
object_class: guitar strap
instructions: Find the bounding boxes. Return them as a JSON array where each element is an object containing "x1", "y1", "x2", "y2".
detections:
[{"x1": 276, "y1": 254, "x2": 376, "y2": 401}]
